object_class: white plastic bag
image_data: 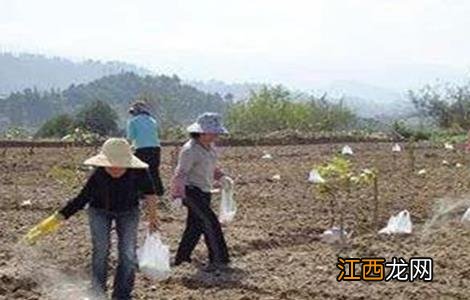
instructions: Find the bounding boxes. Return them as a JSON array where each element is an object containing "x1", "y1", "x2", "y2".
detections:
[
  {"x1": 308, "y1": 169, "x2": 325, "y2": 184},
  {"x1": 219, "y1": 176, "x2": 236, "y2": 224},
  {"x1": 392, "y1": 143, "x2": 402, "y2": 152},
  {"x1": 342, "y1": 145, "x2": 354, "y2": 156},
  {"x1": 320, "y1": 227, "x2": 348, "y2": 244},
  {"x1": 379, "y1": 210, "x2": 412, "y2": 234},
  {"x1": 444, "y1": 143, "x2": 454, "y2": 150},
  {"x1": 138, "y1": 232, "x2": 171, "y2": 280},
  {"x1": 417, "y1": 169, "x2": 427, "y2": 176},
  {"x1": 262, "y1": 152, "x2": 273, "y2": 159},
  {"x1": 461, "y1": 208, "x2": 470, "y2": 223}
]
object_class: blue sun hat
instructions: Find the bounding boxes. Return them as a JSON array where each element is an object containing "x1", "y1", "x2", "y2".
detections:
[{"x1": 187, "y1": 112, "x2": 229, "y2": 134}]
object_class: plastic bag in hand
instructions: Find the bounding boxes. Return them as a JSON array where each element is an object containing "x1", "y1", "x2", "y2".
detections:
[
  {"x1": 138, "y1": 232, "x2": 171, "y2": 280},
  {"x1": 379, "y1": 210, "x2": 412, "y2": 234},
  {"x1": 219, "y1": 176, "x2": 236, "y2": 224}
]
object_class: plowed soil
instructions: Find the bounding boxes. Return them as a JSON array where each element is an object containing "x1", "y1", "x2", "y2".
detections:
[{"x1": 1, "y1": 143, "x2": 470, "y2": 299}]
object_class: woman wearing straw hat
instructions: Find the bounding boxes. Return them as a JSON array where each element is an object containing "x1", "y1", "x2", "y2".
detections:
[
  {"x1": 127, "y1": 101, "x2": 165, "y2": 196},
  {"x1": 25, "y1": 138, "x2": 159, "y2": 300},
  {"x1": 170, "y1": 112, "x2": 230, "y2": 273}
]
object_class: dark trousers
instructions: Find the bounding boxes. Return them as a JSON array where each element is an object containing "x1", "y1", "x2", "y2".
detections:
[
  {"x1": 175, "y1": 186, "x2": 230, "y2": 265},
  {"x1": 88, "y1": 207, "x2": 140, "y2": 300},
  {"x1": 135, "y1": 147, "x2": 164, "y2": 196}
]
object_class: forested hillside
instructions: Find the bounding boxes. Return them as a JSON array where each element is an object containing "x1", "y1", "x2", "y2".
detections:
[{"x1": 0, "y1": 72, "x2": 229, "y2": 130}]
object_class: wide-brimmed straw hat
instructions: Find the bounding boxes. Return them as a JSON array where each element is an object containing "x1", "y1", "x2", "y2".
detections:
[
  {"x1": 187, "y1": 112, "x2": 229, "y2": 134},
  {"x1": 84, "y1": 138, "x2": 148, "y2": 168}
]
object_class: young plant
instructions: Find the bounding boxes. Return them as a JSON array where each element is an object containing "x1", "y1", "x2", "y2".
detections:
[
  {"x1": 315, "y1": 156, "x2": 377, "y2": 242},
  {"x1": 47, "y1": 165, "x2": 83, "y2": 195},
  {"x1": 407, "y1": 138, "x2": 416, "y2": 173}
]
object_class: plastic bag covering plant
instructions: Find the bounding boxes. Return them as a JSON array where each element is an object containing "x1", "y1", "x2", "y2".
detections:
[
  {"x1": 392, "y1": 143, "x2": 402, "y2": 152},
  {"x1": 341, "y1": 145, "x2": 354, "y2": 156},
  {"x1": 379, "y1": 210, "x2": 412, "y2": 234},
  {"x1": 308, "y1": 169, "x2": 325, "y2": 184},
  {"x1": 444, "y1": 143, "x2": 454, "y2": 150},
  {"x1": 461, "y1": 208, "x2": 470, "y2": 223},
  {"x1": 262, "y1": 152, "x2": 273, "y2": 159}
]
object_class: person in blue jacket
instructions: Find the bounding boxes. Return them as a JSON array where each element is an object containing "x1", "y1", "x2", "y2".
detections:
[{"x1": 127, "y1": 101, "x2": 164, "y2": 196}]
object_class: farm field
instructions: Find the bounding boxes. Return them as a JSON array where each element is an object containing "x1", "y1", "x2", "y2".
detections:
[{"x1": 1, "y1": 142, "x2": 470, "y2": 299}]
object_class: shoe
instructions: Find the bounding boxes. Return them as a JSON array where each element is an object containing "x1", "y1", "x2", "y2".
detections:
[
  {"x1": 202, "y1": 262, "x2": 228, "y2": 274},
  {"x1": 172, "y1": 258, "x2": 192, "y2": 267}
]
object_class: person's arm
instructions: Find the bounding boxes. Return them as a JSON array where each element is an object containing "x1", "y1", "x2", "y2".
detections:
[
  {"x1": 126, "y1": 118, "x2": 136, "y2": 142},
  {"x1": 144, "y1": 194, "x2": 158, "y2": 232},
  {"x1": 58, "y1": 171, "x2": 97, "y2": 219},
  {"x1": 170, "y1": 147, "x2": 194, "y2": 199},
  {"x1": 153, "y1": 116, "x2": 161, "y2": 141}
]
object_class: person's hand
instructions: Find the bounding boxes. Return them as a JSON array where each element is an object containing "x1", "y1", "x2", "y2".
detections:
[
  {"x1": 148, "y1": 216, "x2": 159, "y2": 233},
  {"x1": 213, "y1": 180, "x2": 222, "y2": 189},
  {"x1": 24, "y1": 212, "x2": 63, "y2": 245},
  {"x1": 173, "y1": 197, "x2": 183, "y2": 209}
]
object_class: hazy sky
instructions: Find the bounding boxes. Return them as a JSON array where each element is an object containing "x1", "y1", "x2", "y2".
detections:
[{"x1": 1, "y1": 0, "x2": 470, "y2": 89}]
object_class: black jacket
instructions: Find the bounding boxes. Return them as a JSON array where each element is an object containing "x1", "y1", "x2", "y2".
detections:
[{"x1": 59, "y1": 167, "x2": 155, "y2": 219}]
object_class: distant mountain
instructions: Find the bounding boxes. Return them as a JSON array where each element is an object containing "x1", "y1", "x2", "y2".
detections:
[
  {"x1": 189, "y1": 80, "x2": 262, "y2": 101},
  {"x1": 0, "y1": 52, "x2": 151, "y2": 94},
  {"x1": 362, "y1": 63, "x2": 469, "y2": 91},
  {"x1": 314, "y1": 80, "x2": 415, "y2": 118}
]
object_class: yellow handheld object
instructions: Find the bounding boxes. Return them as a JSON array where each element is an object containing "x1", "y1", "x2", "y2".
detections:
[{"x1": 24, "y1": 211, "x2": 62, "y2": 245}]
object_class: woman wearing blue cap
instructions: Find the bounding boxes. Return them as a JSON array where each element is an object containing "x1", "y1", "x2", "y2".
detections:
[
  {"x1": 170, "y1": 112, "x2": 231, "y2": 272},
  {"x1": 127, "y1": 101, "x2": 165, "y2": 196}
]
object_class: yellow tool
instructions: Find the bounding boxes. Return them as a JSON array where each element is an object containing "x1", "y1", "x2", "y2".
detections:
[{"x1": 24, "y1": 211, "x2": 63, "y2": 245}]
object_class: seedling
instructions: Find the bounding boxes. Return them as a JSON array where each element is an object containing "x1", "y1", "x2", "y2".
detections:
[
  {"x1": 47, "y1": 165, "x2": 83, "y2": 195},
  {"x1": 314, "y1": 156, "x2": 377, "y2": 243},
  {"x1": 407, "y1": 139, "x2": 416, "y2": 173}
]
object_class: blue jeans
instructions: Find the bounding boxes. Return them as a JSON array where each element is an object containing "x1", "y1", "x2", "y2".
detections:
[{"x1": 88, "y1": 207, "x2": 140, "y2": 300}]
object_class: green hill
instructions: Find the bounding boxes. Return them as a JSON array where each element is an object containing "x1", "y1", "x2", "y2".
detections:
[{"x1": 0, "y1": 72, "x2": 228, "y2": 131}]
